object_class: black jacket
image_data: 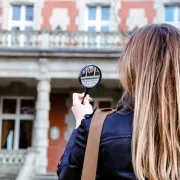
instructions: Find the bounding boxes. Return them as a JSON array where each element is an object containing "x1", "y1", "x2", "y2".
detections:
[{"x1": 57, "y1": 107, "x2": 136, "y2": 180}]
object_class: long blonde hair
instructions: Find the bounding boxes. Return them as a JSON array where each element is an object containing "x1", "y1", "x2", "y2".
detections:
[{"x1": 118, "y1": 24, "x2": 180, "y2": 180}]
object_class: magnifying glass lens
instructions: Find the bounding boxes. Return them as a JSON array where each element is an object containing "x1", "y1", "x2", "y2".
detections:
[{"x1": 79, "y1": 65, "x2": 101, "y2": 89}]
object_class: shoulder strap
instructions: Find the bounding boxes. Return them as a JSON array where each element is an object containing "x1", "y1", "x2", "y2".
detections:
[{"x1": 81, "y1": 108, "x2": 115, "y2": 180}]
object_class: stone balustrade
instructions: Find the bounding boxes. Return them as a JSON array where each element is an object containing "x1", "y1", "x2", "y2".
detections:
[
  {"x1": 0, "y1": 149, "x2": 38, "y2": 180},
  {"x1": 0, "y1": 30, "x2": 130, "y2": 49},
  {"x1": 0, "y1": 150, "x2": 27, "y2": 177},
  {"x1": 0, "y1": 150, "x2": 26, "y2": 166}
]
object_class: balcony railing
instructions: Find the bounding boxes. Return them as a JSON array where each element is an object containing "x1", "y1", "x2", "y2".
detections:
[
  {"x1": 0, "y1": 30, "x2": 130, "y2": 49},
  {"x1": 0, "y1": 149, "x2": 26, "y2": 176},
  {"x1": 0, "y1": 149, "x2": 26, "y2": 166},
  {"x1": 0, "y1": 148, "x2": 37, "y2": 179}
]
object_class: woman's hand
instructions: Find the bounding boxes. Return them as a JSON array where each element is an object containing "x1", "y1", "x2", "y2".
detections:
[{"x1": 71, "y1": 93, "x2": 93, "y2": 128}]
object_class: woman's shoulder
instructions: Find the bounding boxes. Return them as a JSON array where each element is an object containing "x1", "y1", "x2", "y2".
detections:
[{"x1": 82, "y1": 107, "x2": 134, "y2": 137}]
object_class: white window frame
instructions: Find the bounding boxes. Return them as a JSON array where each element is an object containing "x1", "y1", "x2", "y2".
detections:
[
  {"x1": 0, "y1": 96, "x2": 35, "y2": 150},
  {"x1": 85, "y1": 6, "x2": 110, "y2": 31},
  {"x1": 164, "y1": 6, "x2": 180, "y2": 28},
  {"x1": 8, "y1": 4, "x2": 34, "y2": 47},
  {"x1": 9, "y1": 4, "x2": 34, "y2": 31}
]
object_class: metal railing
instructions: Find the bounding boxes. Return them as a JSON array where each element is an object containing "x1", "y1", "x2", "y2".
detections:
[{"x1": 0, "y1": 30, "x2": 130, "y2": 49}]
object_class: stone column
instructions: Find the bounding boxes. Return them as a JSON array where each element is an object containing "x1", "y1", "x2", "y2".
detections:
[{"x1": 33, "y1": 78, "x2": 51, "y2": 174}]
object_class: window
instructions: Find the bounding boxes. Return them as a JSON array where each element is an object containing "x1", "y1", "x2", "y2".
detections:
[
  {"x1": 1, "y1": 120, "x2": 15, "y2": 149},
  {"x1": 88, "y1": 7, "x2": 96, "y2": 21},
  {"x1": 11, "y1": 26, "x2": 20, "y2": 45},
  {"x1": 91, "y1": 98, "x2": 112, "y2": 109},
  {"x1": 87, "y1": 6, "x2": 110, "y2": 31},
  {"x1": 165, "y1": 7, "x2": 174, "y2": 21},
  {"x1": 86, "y1": 6, "x2": 110, "y2": 47},
  {"x1": 12, "y1": 5, "x2": 21, "y2": 20},
  {"x1": 10, "y1": 5, "x2": 34, "y2": 46},
  {"x1": 0, "y1": 97, "x2": 35, "y2": 150},
  {"x1": 11, "y1": 5, "x2": 34, "y2": 30},
  {"x1": 11, "y1": 5, "x2": 34, "y2": 27},
  {"x1": 24, "y1": 26, "x2": 33, "y2": 46},
  {"x1": 19, "y1": 120, "x2": 33, "y2": 148},
  {"x1": 25, "y1": 6, "x2": 34, "y2": 21},
  {"x1": 165, "y1": 6, "x2": 180, "y2": 27},
  {"x1": 3, "y1": 99, "x2": 16, "y2": 114}
]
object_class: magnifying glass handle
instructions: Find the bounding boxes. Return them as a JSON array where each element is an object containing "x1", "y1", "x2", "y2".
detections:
[{"x1": 82, "y1": 88, "x2": 89, "y2": 104}]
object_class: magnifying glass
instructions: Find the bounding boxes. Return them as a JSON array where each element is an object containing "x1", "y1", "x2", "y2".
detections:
[{"x1": 78, "y1": 64, "x2": 102, "y2": 104}]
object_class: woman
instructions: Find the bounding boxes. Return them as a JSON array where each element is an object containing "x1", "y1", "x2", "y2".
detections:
[{"x1": 57, "y1": 24, "x2": 180, "y2": 180}]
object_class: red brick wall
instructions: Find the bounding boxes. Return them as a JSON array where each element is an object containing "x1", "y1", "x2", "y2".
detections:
[
  {"x1": 41, "y1": 0, "x2": 78, "y2": 30},
  {"x1": 47, "y1": 94, "x2": 68, "y2": 172},
  {"x1": 119, "y1": 1, "x2": 156, "y2": 31}
]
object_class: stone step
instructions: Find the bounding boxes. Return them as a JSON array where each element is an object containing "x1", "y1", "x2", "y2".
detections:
[
  {"x1": 32, "y1": 173, "x2": 58, "y2": 180},
  {"x1": 0, "y1": 174, "x2": 17, "y2": 180}
]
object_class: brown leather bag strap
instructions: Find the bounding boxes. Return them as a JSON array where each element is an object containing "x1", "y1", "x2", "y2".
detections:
[{"x1": 81, "y1": 108, "x2": 115, "y2": 180}]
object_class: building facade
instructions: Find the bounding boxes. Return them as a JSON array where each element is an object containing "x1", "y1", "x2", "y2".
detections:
[{"x1": 0, "y1": 0, "x2": 179, "y2": 179}]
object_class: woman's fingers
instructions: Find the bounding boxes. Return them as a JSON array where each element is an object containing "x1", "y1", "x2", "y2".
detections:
[
  {"x1": 88, "y1": 97, "x2": 93, "y2": 102},
  {"x1": 73, "y1": 93, "x2": 84, "y2": 100},
  {"x1": 73, "y1": 93, "x2": 93, "y2": 105},
  {"x1": 84, "y1": 95, "x2": 93, "y2": 105},
  {"x1": 73, "y1": 93, "x2": 84, "y2": 105}
]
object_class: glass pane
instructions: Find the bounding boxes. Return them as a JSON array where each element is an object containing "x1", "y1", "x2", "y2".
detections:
[
  {"x1": 101, "y1": 7, "x2": 110, "y2": 20},
  {"x1": 81, "y1": 69, "x2": 86, "y2": 77},
  {"x1": 88, "y1": 26, "x2": 96, "y2": 32},
  {"x1": 1, "y1": 120, "x2": 15, "y2": 149},
  {"x1": 26, "y1": 5, "x2": 34, "y2": 21},
  {"x1": 98, "y1": 101, "x2": 111, "y2": 108},
  {"x1": 165, "y1": 7, "x2": 174, "y2": 22},
  {"x1": 12, "y1": 26, "x2": 20, "y2": 30},
  {"x1": 19, "y1": 120, "x2": 33, "y2": 148},
  {"x1": 87, "y1": 26, "x2": 96, "y2": 47},
  {"x1": 101, "y1": 26, "x2": 109, "y2": 47},
  {"x1": 3, "y1": 99, "x2": 16, "y2": 114},
  {"x1": 20, "y1": 100, "x2": 34, "y2": 115},
  {"x1": 12, "y1": 26, "x2": 20, "y2": 46},
  {"x1": 95, "y1": 67, "x2": 100, "y2": 76},
  {"x1": 25, "y1": 26, "x2": 33, "y2": 31},
  {"x1": 12, "y1": 5, "x2": 21, "y2": 20},
  {"x1": 101, "y1": 25, "x2": 109, "y2": 31},
  {"x1": 88, "y1": 7, "x2": 96, "y2": 20},
  {"x1": 25, "y1": 26, "x2": 33, "y2": 46}
]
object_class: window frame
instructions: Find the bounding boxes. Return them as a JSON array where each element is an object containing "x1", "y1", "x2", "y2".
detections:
[
  {"x1": 9, "y1": 4, "x2": 34, "y2": 31},
  {"x1": 0, "y1": 96, "x2": 35, "y2": 150},
  {"x1": 86, "y1": 5, "x2": 110, "y2": 32},
  {"x1": 164, "y1": 6, "x2": 180, "y2": 27}
]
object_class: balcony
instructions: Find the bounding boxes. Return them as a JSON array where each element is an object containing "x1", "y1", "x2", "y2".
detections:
[{"x1": 0, "y1": 30, "x2": 130, "y2": 50}]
